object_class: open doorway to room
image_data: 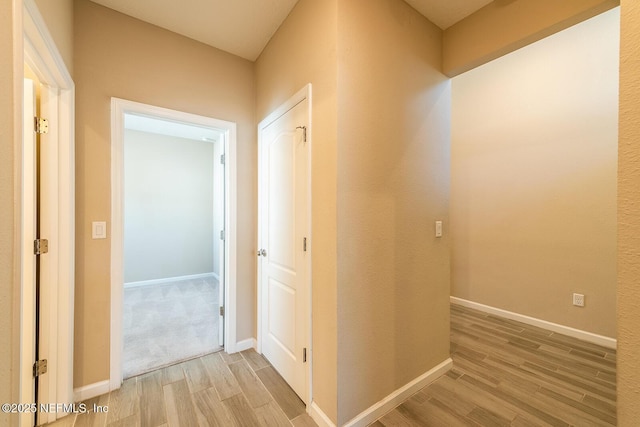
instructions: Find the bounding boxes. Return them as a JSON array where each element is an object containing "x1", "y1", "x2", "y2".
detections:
[
  {"x1": 110, "y1": 99, "x2": 238, "y2": 388},
  {"x1": 121, "y1": 114, "x2": 226, "y2": 378}
]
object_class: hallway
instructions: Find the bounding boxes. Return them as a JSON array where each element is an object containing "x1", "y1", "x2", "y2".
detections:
[
  {"x1": 46, "y1": 304, "x2": 616, "y2": 426},
  {"x1": 46, "y1": 350, "x2": 316, "y2": 427},
  {"x1": 373, "y1": 304, "x2": 616, "y2": 426}
]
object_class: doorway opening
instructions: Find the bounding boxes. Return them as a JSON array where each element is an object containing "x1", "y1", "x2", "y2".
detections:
[
  {"x1": 121, "y1": 114, "x2": 226, "y2": 378},
  {"x1": 111, "y1": 99, "x2": 238, "y2": 389}
]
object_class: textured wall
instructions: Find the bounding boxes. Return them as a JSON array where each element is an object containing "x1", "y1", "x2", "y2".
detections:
[
  {"x1": 34, "y1": 0, "x2": 74, "y2": 75},
  {"x1": 618, "y1": 0, "x2": 640, "y2": 423},
  {"x1": 336, "y1": 0, "x2": 450, "y2": 423},
  {"x1": 0, "y1": 0, "x2": 20, "y2": 424},
  {"x1": 256, "y1": 0, "x2": 339, "y2": 420},
  {"x1": 451, "y1": 9, "x2": 619, "y2": 338},
  {"x1": 443, "y1": 0, "x2": 619, "y2": 76},
  {"x1": 74, "y1": 0, "x2": 255, "y2": 388}
]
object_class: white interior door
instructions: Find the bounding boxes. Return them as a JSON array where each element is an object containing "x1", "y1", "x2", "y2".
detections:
[{"x1": 259, "y1": 97, "x2": 310, "y2": 402}]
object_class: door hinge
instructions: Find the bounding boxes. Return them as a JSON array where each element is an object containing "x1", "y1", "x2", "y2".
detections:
[
  {"x1": 33, "y1": 359, "x2": 48, "y2": 377},
  {"x1": 303, "y1": 348, "x2": 307, "y2": 363},
  {"x1": 219, "y1": 306, "x2": 225, "y2": 316},
  {"x1": 303, "y1": 237, "x2": 307, "y2": 252},
  {"x1": 296, "y1": 126, "x2": 307, "y2": 142},
  {"x1": 34, "y1": 239, "x2": 49, "y2": 255},
  {"x1": 34, "y1": 117, "x2": 49, "y2": 134},
  {"x1": 220, "y1": 154, "x2": 226, "y2": 165},
  {"x1": 220, "y1": 230, "x2": 225, "y2": 241}
]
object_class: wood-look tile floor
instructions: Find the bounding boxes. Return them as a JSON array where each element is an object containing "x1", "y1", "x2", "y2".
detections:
[
  {"x1": 47, "y1": 304, "x2": 616, "y2": 427},
  {"x1": 372, "y1": 304, "x2": 617, "y2": 426},
  {"x1": 46, "y1": 349, "x2": 318, "y2": 427}
]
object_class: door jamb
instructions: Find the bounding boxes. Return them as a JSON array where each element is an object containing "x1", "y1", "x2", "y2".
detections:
[
  {"x1": 21, "y1": 0, "x2": 75, "y2": 425},
  {"x1": 257, "y1": 84, "x2": 313, "y2": 404},
  {"x1": 110, "y1": 99, "x2": 238, "y2": 390}
]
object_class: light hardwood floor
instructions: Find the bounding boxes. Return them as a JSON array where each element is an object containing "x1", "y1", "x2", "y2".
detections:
[
  {"x1": 47, "y1": 304, "x2": 616, "y2": 426},
  {"x1": 46, "y1": 350, "x2": 317, "y2": 427},
  {"x1": 372, "y1": 304, "x2": 616, "y2": 426}
]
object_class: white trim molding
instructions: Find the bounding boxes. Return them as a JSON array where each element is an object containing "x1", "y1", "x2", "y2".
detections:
[
  {"x1": 343, "y1": 358, "x2": 453, "y2": 427},
  {"x1": 308, "y1": 401, "x2": 337, "y2": 427},
  {"x1": 450, "y1": 296, "x2": 617, "y2": 349},
  {"x1": 124, "y1": 273, "x2": 215, "y2": 288},
  {"x1": 110, "y1": 99, "x2": 238, "y2": 390},
  {"x1": 22, "y1": 1, "x2": 75, "y2": 425},
  {"x1": 234, "y1": 338, "x2": 257, "y2": 353},
  {"x1": 73, "y1": 380, "x2": 110, "y2": 403}
]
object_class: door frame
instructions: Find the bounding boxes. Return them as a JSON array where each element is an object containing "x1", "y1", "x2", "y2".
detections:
[
  {"x1": 110, "y1": 99, "x2": 238, "y2": 390},
  {"x1": 257, "y1": 84, "x2": 313, "y2": 404},
  {"x1": 21, "y1": 0, "x2": 76, "y2": 425}
]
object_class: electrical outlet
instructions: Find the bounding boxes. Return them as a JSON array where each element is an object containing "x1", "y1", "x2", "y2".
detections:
[{"x1": 572, "y1": 293, "x2": 585, "y2": 307}]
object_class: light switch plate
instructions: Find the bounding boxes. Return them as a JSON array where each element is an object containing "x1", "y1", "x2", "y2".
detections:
[
  {"x1": 92, "y1": 221, "x2": 107, "y2": 239},
  {"x1": 435, "y1": 220, "x2": 443, "y2": 238}
]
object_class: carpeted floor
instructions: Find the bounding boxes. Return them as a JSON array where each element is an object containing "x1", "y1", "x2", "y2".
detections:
[{"x1": 122, "y1": 276, "x2": 222, "y2": 378}]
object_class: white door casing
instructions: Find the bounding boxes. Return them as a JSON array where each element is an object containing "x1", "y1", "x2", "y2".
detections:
[
  {"x1": 111, "y1": 99, "x2": 239, "y2": 390},
  {"x1": 258, "y1": 85, "x2": 312, "y2": 403},
  {"x1": 21, "y1": 1, "x2": 76, "y2": 424},
  {"x1": 21, "y1": 78, "x2": 37, "y2": 427},
  {"x1": 217, "y1": 139, "x2": 226, "y2": 347}
]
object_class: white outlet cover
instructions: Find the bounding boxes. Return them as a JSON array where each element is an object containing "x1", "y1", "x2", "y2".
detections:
[{"x1": 572, "y1": 293, "x2": 585, "y2": 307}]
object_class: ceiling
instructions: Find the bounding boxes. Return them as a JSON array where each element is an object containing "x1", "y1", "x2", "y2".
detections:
[
  {"x1": 125, "y1": 114, "x2": 221, "y2": 143},
  {"x1": 88, "y1": 0, "x2": 492, "y2": 61}
]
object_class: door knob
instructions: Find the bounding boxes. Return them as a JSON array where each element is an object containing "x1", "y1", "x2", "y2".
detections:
[{"x1": 257, "y1": 249, "x2": 267, "y2": 257}]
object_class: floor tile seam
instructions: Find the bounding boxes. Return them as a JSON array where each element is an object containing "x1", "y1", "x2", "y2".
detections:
[
  {"x1": 254, "y1": 398, "x2": 296, "y2": 426},
  {"x1": 426, "y1": 395, "x2": 487, "y2": 426},
  {"x1": 536, "y1": 386, "x2": 617, "y2": 425},
  {"x1": 551, "y1": 361, "x2": 616, "y2": 383},
  {"x1": 510, "y1": 386, "x2": 600, "y2": 426},
  {"x1": 424, "y1": 376, "x2": 522, "y2": 424},
  {"x1": 457, "y1": 375, "x2": 570, "y2": 426},
  {"x1": 520, "y1": 362, "x2": 617, "y2": 398},
  {"x1": 579, "y1": 393, "x2": 616, "y2": 414}
]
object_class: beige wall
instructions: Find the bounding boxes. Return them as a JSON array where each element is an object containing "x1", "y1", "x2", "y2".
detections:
[
  {"x1": 256, "y1": 0, "x2": 339, "y2": 421},
  {"x1": 34, "y1": 0, "x2": 74, "y2": 75},
  {"x1": 74, "y1": 0, "x2": 255, "y2": 387},
  {"x1": 618, "y1": 0, "x2": 640, "y2": 423},
  {"x1": 443, "y1": 0, "x2": 619, "y2": 77},
  {"x1": 123, "y1": 130, "x2": 214, "y2": 283},
  {"x1": 336, "y1": 0, "x2": 450, "y2": 423},
  {"x1": 451, "y1": 9, "x2": 619, "y2": 338},
  {"x1": 1, "y1": 0, "x2": 21, "y2": 424}
]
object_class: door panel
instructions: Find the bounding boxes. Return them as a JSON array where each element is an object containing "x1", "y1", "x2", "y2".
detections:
[{"x1": 259, "y1": 98, "x2": 309, "y2": 402}]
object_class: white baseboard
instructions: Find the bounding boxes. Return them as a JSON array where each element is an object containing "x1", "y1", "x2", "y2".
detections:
[
  {"x1": 450, "y1": 296, "x2": 617, "y2": 349},
  {"x1": 73, "y1": 380, "x2": 110, "y2": 402},
  {"x1": 124, "y1": 272, "x2": 214, "y2": 288},
  {"x1": 344, "y1": 358, "x2": 453, "y2": 427},
  {"x1": 309, "y1": 401, "x2": 337, "y2": 427},
  {"x1": 234, "y1": 337, "x2": 256, "y2": 353}
]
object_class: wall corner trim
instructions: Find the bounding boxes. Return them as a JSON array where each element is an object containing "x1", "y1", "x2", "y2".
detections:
[
  {"x1": 343, "y1": 358, "x2": 453, "y2": 427},
  {"x1": 233, "y1": 338, "x2": 257, "y2": 353},
  {"x1": 309, "y1": 401, "x2": 337, "y2": 427},
  {"x1": 73, "y1": 380, "x2": 110, "y2": 403},
  {"x1": 450, "y1": 296, "x2": 617, "y2": 349}
]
